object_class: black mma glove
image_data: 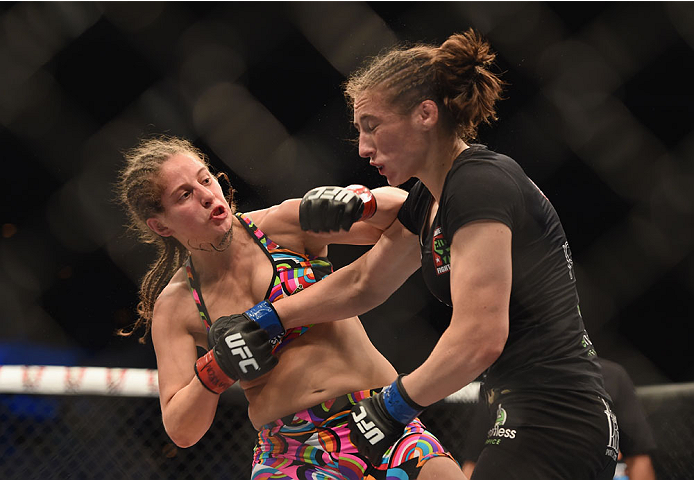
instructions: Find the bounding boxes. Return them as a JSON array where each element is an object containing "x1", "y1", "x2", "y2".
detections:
[
  {"x1": 348, "y1": 374, "x2": 424, "y2": 462},
  {"x1": 211, "y1": 300, "x2": 285, "y2": 344},
  {"x1": 299, "y1": 184, "x2": 377, "y2": 233},
  {"x1": 194, "y1": 302, "x2": 282, "y2": 393}
]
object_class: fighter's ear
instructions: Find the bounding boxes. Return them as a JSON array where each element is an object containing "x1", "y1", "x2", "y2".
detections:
[
  {"x1": 415, "y1": 99, "x2": 439, "y2": 131},
  {"x1": 146, "y1": 217, "x2": 172, "y2": 237}
]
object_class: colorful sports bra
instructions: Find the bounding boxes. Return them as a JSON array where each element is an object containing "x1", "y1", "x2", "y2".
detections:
[{"x1": 185, "y1": 212, "x2": 333, "y2": 354}]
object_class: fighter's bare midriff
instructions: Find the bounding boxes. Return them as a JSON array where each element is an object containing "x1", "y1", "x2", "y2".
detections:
[{"x1": 241, "y1": 318, "x2": 397, "y2": 429}]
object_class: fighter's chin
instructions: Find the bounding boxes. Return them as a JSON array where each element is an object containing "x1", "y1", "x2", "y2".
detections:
[
  {"x1": 376, "y1": 166, "x2": 405, "y2": 186},
  {"x1": 378, "y1": 168, "x2": 394, "y2": 185},
  {"x1": 384, "y1": 172, "x2": 409, "y2": 187},
  {"x1": 188, "y1": 224, "x2": 234, "y2": 253}
]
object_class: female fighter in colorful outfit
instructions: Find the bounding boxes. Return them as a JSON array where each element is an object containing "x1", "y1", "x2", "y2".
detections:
[
  {"x1": 228, "y1": 30, "x2": 620, "y2": 479},
  {"x1": 115, "y1": 136, "x2": 466, "y2": 479}
]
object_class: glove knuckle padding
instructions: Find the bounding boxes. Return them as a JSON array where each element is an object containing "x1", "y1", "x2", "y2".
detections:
[
  {"x1": 214, "y1": 318, "x2": 277, "y2": 381},
  {"x1": 328, "y1": 202, "x2": 344, "y2": 231},
  {"x1": 299, "y1": 185, "x2": 367, "y2": 233},
  {"x1": 299, "y1": 198, "x2": 312, "y2": 231},
  {"x1": 348, "y1": 394, "x2": 403, "y2": 462},
  {"x1": 208, "y1": 314, "x2": 245, "y2": 348},
  {"x1": 246, "y1": 327, "x2": 271, "y2": 349}
]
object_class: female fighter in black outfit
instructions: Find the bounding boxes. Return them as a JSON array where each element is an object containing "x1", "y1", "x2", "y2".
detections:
[{"x1": 226, "y1": 29, "x2": 619, "y2": 479}]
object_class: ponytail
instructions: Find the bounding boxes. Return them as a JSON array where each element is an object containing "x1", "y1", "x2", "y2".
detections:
[
  {"x1": 345, "y1": 28, "x2": 504, "y2": 141},
  {"x1": 434, "y1": 29, "x2": 505, "y2": 140}
]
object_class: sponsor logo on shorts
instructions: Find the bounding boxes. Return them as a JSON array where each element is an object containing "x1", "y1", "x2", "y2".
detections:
[
  {"x1": 602, "y1": 398, "x2": 620, "y2": 461},
  {"x1": 432, "y1": 226, "x2": 451, "y2": 275},
  {"x1": 486, "y1": 403, "x2": 517, "y2": 445}
]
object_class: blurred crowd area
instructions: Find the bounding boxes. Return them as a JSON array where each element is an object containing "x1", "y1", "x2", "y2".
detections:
[{"x1": 0, "y1": 2, "x2": 693, "y2": 384}]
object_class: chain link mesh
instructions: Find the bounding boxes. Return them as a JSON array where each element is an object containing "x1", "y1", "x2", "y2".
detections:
[
  {"x1": 0, "y1": 393, "x2": 256, "y2": 479},
  {"x1": 2, "y1": 388, "x2": 692, "y2": 479}
]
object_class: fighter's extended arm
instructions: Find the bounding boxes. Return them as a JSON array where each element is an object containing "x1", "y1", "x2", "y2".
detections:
[
  {"x1": 342, "y1": 219, "x2": 512, "y2": 462},
  {"x1": 275, "y1": 217, "x2": 422, "y2": 329}
]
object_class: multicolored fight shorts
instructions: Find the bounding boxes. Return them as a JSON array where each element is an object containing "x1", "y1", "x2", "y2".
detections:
[{"x1": 251, "y1": 389, "x2": 455, "y2": 479}]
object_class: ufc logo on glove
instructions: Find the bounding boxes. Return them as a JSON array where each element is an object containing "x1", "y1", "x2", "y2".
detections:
[
  {"x1": 305, "y1": 186, "x2": 357, "y2": 203},
  {"x1": 225, "y1": 333, "x2": 259, "y2": 374},
  {"x1": 351, "y1": 405, "x2": 386, "y2": 444}
]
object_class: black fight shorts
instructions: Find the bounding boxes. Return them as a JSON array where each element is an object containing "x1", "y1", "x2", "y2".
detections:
[{"x1": 471, "y1": 388, "x2": 618, "y2": 480}]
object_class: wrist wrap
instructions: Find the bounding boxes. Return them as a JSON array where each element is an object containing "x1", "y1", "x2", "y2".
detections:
[
  {"x1": 345, "y1": 184, "x2": 377, "y2": 221},
  {"x1": 194, "y1": 349, "x2": 235, "y2": 394},
  {"x1": 245, "y1": 301, "x2": 284, "y2": 340},
  {"x1": 381, "y1": 374, "x2": 425, "y2": 425}
]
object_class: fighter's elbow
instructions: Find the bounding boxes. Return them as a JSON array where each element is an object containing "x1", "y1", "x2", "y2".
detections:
[
  {"x1": 163, "y1": 420, "x2": 204, "y2": 449},
  {"x1": 452, "y1": 312, "x2": 508, "y2": 371},
  {"x1": 478, "y1": 337, "x2": 505, "y2": 367},
  {"x1": 160, "y1": 399, "x2": 209, "y2": 449}
]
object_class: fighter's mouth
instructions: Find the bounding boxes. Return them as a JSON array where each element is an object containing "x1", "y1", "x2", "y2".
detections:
[{"x1": 211, "y1": 206, "x2": 226, "y2": 218}]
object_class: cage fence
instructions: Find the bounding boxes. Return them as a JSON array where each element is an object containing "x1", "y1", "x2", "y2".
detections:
[{"x1": 0, "y1": 366, "x2": 692, "y2": 480}]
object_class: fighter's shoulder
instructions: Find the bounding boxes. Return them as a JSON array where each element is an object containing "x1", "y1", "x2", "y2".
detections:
[
  {"x1": 152, "y1": 269, "x2": 200, "y2": 330},
  {"x1": 244, "y1": 202, "x2": 314, "y2": 253},
  {"x1": 245, "y1": 200, "x2": 300, "y2": 233}
]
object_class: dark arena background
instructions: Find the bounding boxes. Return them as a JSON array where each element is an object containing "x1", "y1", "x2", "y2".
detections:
[{"x1": 1, "y1": 2, "x2": 693, "y2": 479}]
